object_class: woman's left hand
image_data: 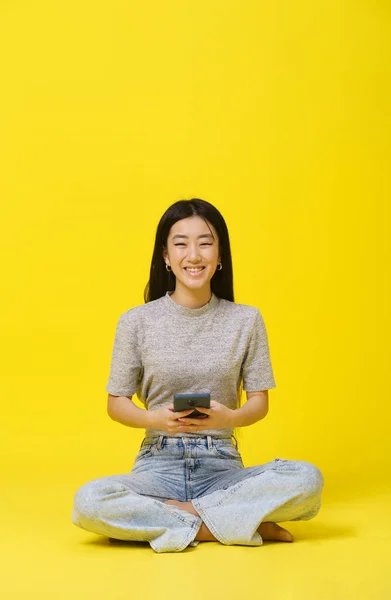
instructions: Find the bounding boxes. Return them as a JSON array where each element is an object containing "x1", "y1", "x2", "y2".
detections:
[{"x1": 177, "y1": 400, "x2": 234, "y2": 431}]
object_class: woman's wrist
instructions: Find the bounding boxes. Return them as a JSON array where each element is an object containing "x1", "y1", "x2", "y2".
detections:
[{"x1": 144, "y1": 408, "x2": 156, "y2": 429}]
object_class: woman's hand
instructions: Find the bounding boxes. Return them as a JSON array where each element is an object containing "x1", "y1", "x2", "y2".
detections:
[
  {"x1": 176, "y1": 400, "x2": 234, "y2": 431},
  {"x1": 148, "y1": 404, "x2": 196, "y2": 435}
]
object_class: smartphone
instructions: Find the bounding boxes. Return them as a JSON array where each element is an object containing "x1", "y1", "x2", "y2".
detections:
[{"x1": 173, "y1": 393, "x2": 211, "y2": 419}]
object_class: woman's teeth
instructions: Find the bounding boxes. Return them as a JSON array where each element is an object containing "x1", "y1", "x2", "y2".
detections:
[{"x1": 185, "y1": 267, "x2": 205, "y2": 276}]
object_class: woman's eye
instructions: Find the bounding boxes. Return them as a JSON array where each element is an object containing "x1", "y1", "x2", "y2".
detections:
[{"x1": 174, "y1": 243, "x2": 212, "y2": 247}]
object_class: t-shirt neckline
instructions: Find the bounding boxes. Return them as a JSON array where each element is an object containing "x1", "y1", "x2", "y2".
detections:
[{"x1": 164, "y1": 291, "x2": 219, "y2": 317}]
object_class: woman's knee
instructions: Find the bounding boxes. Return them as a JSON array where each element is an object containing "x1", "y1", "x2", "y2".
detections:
[
  {"x1": 297, "y1": 461, "x2": 324, "y2": 495},
  {"x1": 73, "y1": 480, "x2": 99, "y2": 521},
  {"x1": 73, "y1": 477, "x2": 129, "y2": 521}
]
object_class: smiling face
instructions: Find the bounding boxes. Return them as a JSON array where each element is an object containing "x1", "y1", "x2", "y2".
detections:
[{"x1": 162, "y1": 216, "x2": 221, "y2": 296}]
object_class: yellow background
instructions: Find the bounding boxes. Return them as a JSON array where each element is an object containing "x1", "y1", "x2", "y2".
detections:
[{"x1": 1, "y1": 1, "x2": 390, "y2": 598}]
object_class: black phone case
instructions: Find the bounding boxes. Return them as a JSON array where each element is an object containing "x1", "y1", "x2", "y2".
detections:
[{"x1": 173, "y1": 393, "x2": 210, "y2": 418}]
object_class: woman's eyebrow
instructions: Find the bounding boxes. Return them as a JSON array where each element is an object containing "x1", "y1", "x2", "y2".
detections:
[{"x1": 172, "y1": 233, "x2": 214, "y2": 240}]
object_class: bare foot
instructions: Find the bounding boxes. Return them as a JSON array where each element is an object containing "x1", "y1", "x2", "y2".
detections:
[
  {"x1": 258, "y1": 521, "x2": 294, "y2": 542},
  {"x1": 164, "y1": 499, "x2": 200, "y2": 517}
]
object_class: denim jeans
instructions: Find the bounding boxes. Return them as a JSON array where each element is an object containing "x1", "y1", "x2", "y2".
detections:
[{"x1": 72, "y1": 436, "x2": 324, "y2": 553}]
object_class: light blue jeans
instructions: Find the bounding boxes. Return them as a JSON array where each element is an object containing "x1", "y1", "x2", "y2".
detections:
[{"x1": 72, "y1": 435, "x2": 324, "y2": 553}]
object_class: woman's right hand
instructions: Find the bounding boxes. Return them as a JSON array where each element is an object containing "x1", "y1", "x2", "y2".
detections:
[{"x1": 148, "y1": 404, "x2": 195, "y2": 435}]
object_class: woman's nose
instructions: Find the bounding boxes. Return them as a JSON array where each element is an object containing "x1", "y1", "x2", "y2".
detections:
[{"x1": 187, "y1": 245, "x2": 201, "y2": 260}]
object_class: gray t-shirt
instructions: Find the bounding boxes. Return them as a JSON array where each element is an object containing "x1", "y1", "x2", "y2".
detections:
[{"x1": 106, "y1": 291, "x2": 276, "y2": 438}]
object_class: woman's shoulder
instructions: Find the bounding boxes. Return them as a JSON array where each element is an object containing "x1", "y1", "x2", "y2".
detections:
[
  {"x1": 218, "y1": 297, "x2": 262, "y2": 320},
  {"x1": 118, "y1": 296, "x2": 165, "y2": 323}
]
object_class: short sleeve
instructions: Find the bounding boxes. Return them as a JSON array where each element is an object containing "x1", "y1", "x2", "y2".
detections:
[
  {"x1": 105, "y1": 312, "x2": 142, "y2": 397},
  {"x1": 242, "y1": 309, "x2": 276, "y2": 391}
]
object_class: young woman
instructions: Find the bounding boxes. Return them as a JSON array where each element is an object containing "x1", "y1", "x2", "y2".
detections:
[{"x1": 72, "y1": 198, "x2": 324, "y2": 553}]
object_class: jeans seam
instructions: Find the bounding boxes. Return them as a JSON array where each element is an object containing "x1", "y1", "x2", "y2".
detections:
[
  {"x1": 174, "y1": 519, "x2": 203, "y2": 552},
  {"x1": 192, "y1": 500, "x2": 229, "y2": 545},
  {"x1": 150, "y1": 518, "x2": 202, "y2": 553}
]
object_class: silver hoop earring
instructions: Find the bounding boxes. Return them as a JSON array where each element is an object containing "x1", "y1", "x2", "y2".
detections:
[
  {"x1": 217, "y1": 262, "x2": 222, "y2": 271},
  {"x1": 166, "y1": 264, "x2": 172, "y2": 272}
]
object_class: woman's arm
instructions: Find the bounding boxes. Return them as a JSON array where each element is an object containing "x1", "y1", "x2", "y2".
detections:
[
  {"x1": 108, "y1": 390, "x2": 269, "y2": 433},
  {"x1": 107, "y1": 394, "x2": 194, "y2": 433},
  {"x1": 107, "y1": 394, "x2": 153, "y2": 428},
  {"x1": 230, "y1": 390, "x2": 269, "y2": 427}
]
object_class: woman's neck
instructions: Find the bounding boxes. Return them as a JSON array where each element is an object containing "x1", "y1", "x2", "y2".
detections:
[{"x1": 168, "y1": 287, "x2": 212, "y2": 309}]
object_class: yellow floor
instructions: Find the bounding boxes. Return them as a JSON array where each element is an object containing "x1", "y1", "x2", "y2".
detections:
[{"x1": 2, "y1": 472, "x2": 390, "y2": 600}]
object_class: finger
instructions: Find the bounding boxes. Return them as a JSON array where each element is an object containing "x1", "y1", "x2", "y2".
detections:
[
  {"x1": 178, "y1": 417, "x2": 210, "y2": 425},
  {"x1": 175, "y1": 424, "x2": 197, "y2": 431},
  {"x1": 193, "y1": 407, "x2": 212, "y2": 415},
  {"x1": 167, "y1": 404, "x2": 193, "y2": 413},
  {"x1": 171, "y1": 408, "x2": 195, "y2": 419},
  {"x1": 176, "y1": 424, "x2": 203, "y2": 432}
]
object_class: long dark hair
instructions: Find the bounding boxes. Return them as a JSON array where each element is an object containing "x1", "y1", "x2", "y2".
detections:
[
  {"x1": 144, "y1": 198, "x2": 235, "y2": 303},
  {"x1": 144, "y1": 199, "x2": 244, "y2": 426}
]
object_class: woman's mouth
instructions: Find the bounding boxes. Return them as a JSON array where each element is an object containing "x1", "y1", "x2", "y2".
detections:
[{"x1": 184, "y1": 267, "x2": 205, "y2": 277}]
